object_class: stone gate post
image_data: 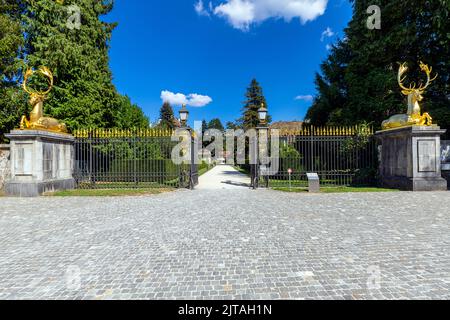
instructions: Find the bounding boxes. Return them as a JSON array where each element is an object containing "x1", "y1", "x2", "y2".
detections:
[
  {"x1": 376, "y1": 126, "x2": 447, "y2": 191},
  {"x1": 5, "y1": 130, "x2": 75, "y2": 197}
]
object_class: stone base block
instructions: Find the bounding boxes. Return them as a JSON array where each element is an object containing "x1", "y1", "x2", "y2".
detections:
[
  {"x1": 376, "y1": 126, "x2": 447, "y2": 192},
  {"x1": 5, "y1": 178, "x2": 75, "y2": 197},
  {"x1": 381, "y1": 176, "x2": 448, "y2": 191}
]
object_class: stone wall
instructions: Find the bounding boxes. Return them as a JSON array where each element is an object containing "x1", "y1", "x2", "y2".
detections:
[{"x1": 0, "y1": 144, "x2": 11, "y2": 191}]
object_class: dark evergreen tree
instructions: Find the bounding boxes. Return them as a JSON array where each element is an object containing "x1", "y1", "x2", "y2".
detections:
[
  {"x1": 305, "y1": 41, "x2": 352, "y2": 126},
  {"x1": 22, "y1": 0, "x2": 120, "y2": 129},
  {"x1": 240, "y1": 79, "x2": 271, "y2": 129},
  {"x1": 158, "y1": 102, "x2": 176, "y2": 129},
  {"x1": 207, "y1": 118, "x2": 224, "y2": 131},
  {"x1": 0, "y1": 0, "x2": 149, "y2": 140},
  {"x1": 226, "y1": 121, "x2": 240, "y2": 130},
  {"x1": 306, "y1": 0, "x2": 450, "y2": 136}
]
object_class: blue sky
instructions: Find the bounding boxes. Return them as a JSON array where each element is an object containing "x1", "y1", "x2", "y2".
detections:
[{"x1": 105, "y1": 0, "x2": 352, "y2": 125}]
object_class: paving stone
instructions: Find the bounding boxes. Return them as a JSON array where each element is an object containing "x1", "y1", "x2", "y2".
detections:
[{"x1": 0, "y1": 187, "x2": 449, "y2": 300}]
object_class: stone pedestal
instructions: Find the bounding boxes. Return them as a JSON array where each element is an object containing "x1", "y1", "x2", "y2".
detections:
[
  {"x1": 5, "y1": 130, "x2": 75, "y2": 197},
  {"x1": 376, "y1": 126, "x2": 447, "y2": 191}
]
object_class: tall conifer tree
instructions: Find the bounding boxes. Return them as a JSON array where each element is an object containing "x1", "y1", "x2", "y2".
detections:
[
  {"x1": 158, "y1": 102, "x2": 176, "y2": 129},
  {"x1": 241, "y1": 79, "x2": 271, "y2": 129},
  {"x1": 306, "y1": 0, "x2": 450, "y2": 135},
  {"x1": 0, "y1": 0, "x2": 149, "y2": 139}
]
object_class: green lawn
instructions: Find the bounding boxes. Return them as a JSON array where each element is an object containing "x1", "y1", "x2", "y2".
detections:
[
  {"x1": 198, "y1": 163, "x2": 216, "y2": 177},
  {"x1": 198, "y1": 167, "x2": 210, "y2": 177},
  {"x1": 45, "y1": 188, "x2": 174, "y2": 197},
  {"x1": 273, "y1": 186, "x2": 399, "y2": 193}
]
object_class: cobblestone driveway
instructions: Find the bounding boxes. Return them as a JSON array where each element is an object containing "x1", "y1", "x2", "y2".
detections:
[{"x1": 0, "y1": 189, "x2": 449, "y2": 300}]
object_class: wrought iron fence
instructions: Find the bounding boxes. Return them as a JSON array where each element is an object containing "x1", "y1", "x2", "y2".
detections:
[
  {"x1": 266, "y1": 125, "x2": 378, "y2": 188},
  {"x1": 73, "y1": 128, "x2": 196, "y2": 189},
  {"x1": 442, "y1": 141, "x2": 450, "y2": 164}
]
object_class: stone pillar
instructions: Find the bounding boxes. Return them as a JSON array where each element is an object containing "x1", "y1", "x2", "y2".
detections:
[
  {"x1": 376, "y1": 126, "x2": 447, "y2": 191},
  {"x1": 5, "y1": 130, "x2": 75, "y2": 197}
]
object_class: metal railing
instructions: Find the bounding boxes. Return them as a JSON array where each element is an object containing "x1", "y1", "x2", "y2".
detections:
[
  {"x1": 266, "y1": 125, "x2": 378, "y2": 188},
  {"x1": 73, "y1": 128, "x2": 197, "y2": 189}
]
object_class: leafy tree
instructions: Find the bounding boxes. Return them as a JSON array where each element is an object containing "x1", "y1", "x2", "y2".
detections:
[
  {"x1": 207, "y1": 118, "x2": 224, "y2": 131},
  {"x1": 115, "y1": 95, "x2": 150, "y2": 129},
  {"x1": 240, "y1": 79, "x2": 271, "y2": 129},
  {"x1": 0, "y1": 1, "x2": 26, "y2": 142},
  {"x1": 0, "y1": 2, "x2": 23, "y2": 78},
  {"x1": 306, "y1": 0, "x2": 450, "y2": 136},
  {"x1": 158, "y1": 102, "x2": 176, "y2": 129},
  {"x1": 279, "y1": 144, "x2": 303, "y2": 174}
]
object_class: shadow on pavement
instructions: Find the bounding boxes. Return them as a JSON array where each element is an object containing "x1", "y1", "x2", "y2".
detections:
[{"x1": 221, "y1": 180, "x2": 251, "y2": 188}]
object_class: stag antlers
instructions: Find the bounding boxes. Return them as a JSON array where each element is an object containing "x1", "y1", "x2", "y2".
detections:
[
  {"x1": 398, "y1": 61, "x2": 438, "y2": 95},
  {"x1": 22, "y1": 66, "x2": 54, "y2": 98}
]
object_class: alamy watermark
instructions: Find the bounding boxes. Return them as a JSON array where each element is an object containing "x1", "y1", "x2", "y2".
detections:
[
  {"x1": 171, "y1": 121, "x2": 280, "y2": 176},
  {"x1": 66, "y1": 4, "x2": 81, "y2": 30},
  {"x1": 51, "y1": 0, "x2": 81, "y2": 30},
  {"x1": 65, "y1": 265, "x2": 81, "y2": 290},
  {"x1": 367, "y1": 5, "x2": 381, "y2": 30},
  {"x1": 367, "y1": 265, "x2": 382, "y2": 290}
]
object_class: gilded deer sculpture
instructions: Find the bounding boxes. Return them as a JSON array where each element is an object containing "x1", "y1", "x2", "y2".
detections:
[
  {"x1": 382, "y1": 61, "x2": 437, "y2": 130},
  {"x1": 20, "y1": 66, "x2": 68, "y2": 133}
]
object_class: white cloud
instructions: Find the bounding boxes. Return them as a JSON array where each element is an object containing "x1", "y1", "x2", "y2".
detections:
[
  {"x1": 207, "y1": 0, "x2": 328, "y2": 31},
  {"x1": 195, "y1": 0, "x2": 210, "y2": 17},
  {"x1": 295, "y1": 95, "x2": 314, "y2": 102},
  {"x1": 326, "y1": 44, "x2": 332, "y2": 51},
  {"x1": 161, "y1": 91, "x2": 188, "y2": 105},
  {"x1": 321, "y1": 27, "x2": 334, "y2": 41},
  {"x1": 161, "y1": 90, "x2": 213, "y2": 107},
  {"x1": 187, "y1": 93, "x2": 213, "y2": 107},
  {"x1": 214, "y1": 0, "x2": 255, "y2": 31}
]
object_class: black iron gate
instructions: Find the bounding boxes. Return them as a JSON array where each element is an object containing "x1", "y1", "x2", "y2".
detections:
[
  {"x1": 250, "y1": 125, "x2": 378, "y2": 189},
  {"x1": 73, "y1": 128, "x2": 198, "y2": 189}
]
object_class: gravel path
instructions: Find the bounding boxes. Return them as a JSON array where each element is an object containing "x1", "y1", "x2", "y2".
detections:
[{"x1": 0, "y1": 186, "x2": 449, "y2": 300}]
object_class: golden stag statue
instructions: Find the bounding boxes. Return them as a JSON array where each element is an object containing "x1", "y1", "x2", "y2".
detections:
[
  {"x1": 20, "y1": 66, "x2": 68, "y2": 133},
  {"x1": 382, "y1": 61, "x2": 437, "y2": 130}
]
